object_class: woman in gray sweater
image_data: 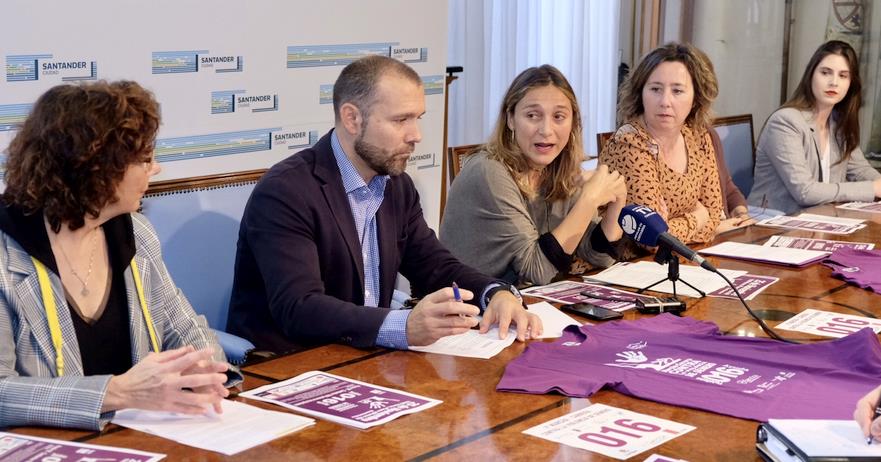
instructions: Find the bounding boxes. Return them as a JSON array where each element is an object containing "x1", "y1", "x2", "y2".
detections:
[
  {"x1": 748, "y1": 40, "x2": 881, "y2": 214},
  {"x1": 440, "y1": 65, "x2": 626, "y2": 286}
]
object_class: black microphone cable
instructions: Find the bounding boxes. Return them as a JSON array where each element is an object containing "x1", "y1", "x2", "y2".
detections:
[{"x1": 710, "y1": 268, "x2": 801, "y2": 344}]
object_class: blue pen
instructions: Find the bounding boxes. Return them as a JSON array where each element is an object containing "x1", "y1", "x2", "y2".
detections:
[{"x1": 452, "y1": 282, "x2": 471, "y2": 319}]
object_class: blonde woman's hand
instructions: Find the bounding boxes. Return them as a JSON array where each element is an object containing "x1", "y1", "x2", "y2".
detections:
[{"x1": 579, "y1": 164, "x2": 625, "y2": 207}]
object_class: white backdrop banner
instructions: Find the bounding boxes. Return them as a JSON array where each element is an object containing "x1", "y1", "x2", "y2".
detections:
[{"x1": 0, "y1": 0, "x2": 448, "y2": 228}]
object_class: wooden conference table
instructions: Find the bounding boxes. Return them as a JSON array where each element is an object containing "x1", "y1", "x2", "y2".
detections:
[{"x1": 8, "y1": 204, "x2": 881, "y2": 461}]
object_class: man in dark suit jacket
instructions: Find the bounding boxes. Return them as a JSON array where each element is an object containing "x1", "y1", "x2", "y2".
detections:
[{"x1": 228, "y1": 55, "x2": 541, "y2": 354}]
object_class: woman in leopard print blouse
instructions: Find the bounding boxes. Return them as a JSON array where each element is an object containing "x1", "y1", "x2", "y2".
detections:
[{"x1": 600, "y1": 42, "x2": 725, "y2": 245}]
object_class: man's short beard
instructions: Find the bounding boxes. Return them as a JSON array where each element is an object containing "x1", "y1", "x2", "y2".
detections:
[{"x1": 354, "y1": 121, "x2": 410, "y2": 177}]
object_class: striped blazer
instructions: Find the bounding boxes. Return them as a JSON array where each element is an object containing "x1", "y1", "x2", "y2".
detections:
[{"x1": 0, "y1": 213, "x2": 237, "y2": 430}]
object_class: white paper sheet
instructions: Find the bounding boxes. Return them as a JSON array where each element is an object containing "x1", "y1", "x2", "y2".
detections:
[
  {"x1": 698, "y1": 241, "x2": 827, "y2": 266},
  {"x1": 525, "y1": 301, "x2": 582, "y2": 338},
  {"x1": 774, "y1": 309, "x2": 881, "y2": 338},
  {"x1": 524, "y1": 403, "x2": 694, "y2": 460},
  {"x1": 112, "y1": 399, "x2": 314, "y2": 455},
  {"x1": 643, "y1": 454, "x2": 689, "y2": 462},
  {"x1": 585, "y1": 261, "x2": 746, "y2": 298},
  {"x1": 409, "y1": 327, "x2": 516, "y2": 358},
  {"x1": 766, "y1": 419, "x2": 881, "y2": 458}
]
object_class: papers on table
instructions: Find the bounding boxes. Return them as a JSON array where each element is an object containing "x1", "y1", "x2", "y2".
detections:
[
  {"x1": 707, "y1": 274, "x2": 778, "y2": 301},
  {"x1": 0, "y1": 432, "x2": 164, "y2": 461},
  {"x1": 240, "y1": 371, "x2": 441, "y2": 429},
  {"x1": 699, "y1": 241, "x2": 827, "y2": 267},
  {"x1": 757, "y1": 213, "x2": 866, "y2": 234},
  {"x1": 758, "y1": 419, "x2": 881, "y2": 460},
  {"x1": 764, "y1": 235, "x2": 875, "y2": 252},
  {"x1": 523, "y1": 403, "x2": 694, "y2": 460},
  {"x1": 586, "y1": 261, "x2": 743, "y2": 298},
  {"x1": 112, "y1": 399, "x2": 313, "y2": 455},
  {"x1": 643, "y1": 455, "x2": 689, "y2": 462},
  {"x1": 521, "y1": 280, "x2": 651, "y2": 310},
  {"x1": 525, "y1": 301, "x2": 581, "y2": 338},
  {"x1": 837, "y1": 201, "x2": 881, "y2": 213},
  {"x1": 774, "y1": 309, "x2": 881, "y2": 338},
  {"x1": 747, "y1": 204, "x2": 785, "y2": 221},
  {"x1": 409, "y1": 326, "x2": 516, "y2": 358},
  {"x1": 586, "y1": 262, "x2": 776, "y2": 300}
]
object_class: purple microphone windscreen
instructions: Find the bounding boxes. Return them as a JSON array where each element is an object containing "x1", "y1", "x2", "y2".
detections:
[{"x1": 618, "y1": 204, "x2": 668, "y2": 246}]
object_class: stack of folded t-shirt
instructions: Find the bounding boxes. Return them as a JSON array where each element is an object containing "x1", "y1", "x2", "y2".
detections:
[{"x1": 823, "y1": 248, "x2": 881, "y2": 293}]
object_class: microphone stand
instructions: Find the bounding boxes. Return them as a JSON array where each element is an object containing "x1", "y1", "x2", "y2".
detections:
[{"x1": 637, "y1": 245, "x2": 706, "y2": 298}]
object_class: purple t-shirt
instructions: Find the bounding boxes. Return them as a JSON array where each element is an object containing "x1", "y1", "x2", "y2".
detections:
[
  {"x1": 498, "y1": 314, "x2": 881, "y2": 421},
  {"x1": 823, "y1": 249, "x2": 881, "y2": 293}
]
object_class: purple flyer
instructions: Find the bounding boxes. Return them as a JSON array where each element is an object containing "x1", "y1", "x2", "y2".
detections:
[
  {"x1": 759, "y1": 215, "x2": 864, "y2": 234},
  {"x1": 0, "y1": 432, "x2": 164, "y2": 461},
  {"x1": 765, "y1": 235, "x2": 874, "y2": 253},
  {"x1": 709, "y1": 275, "x2": 778, "y2": 300},
  {"x1": 837, "y1": 201, "x2": 881, "y2": 213},
  {"x1": 521, "y1": 280, "x2": 651, "y2": 311},
  {"x1": 240, "y1": 371, "x2": 442, "y2": 429}
]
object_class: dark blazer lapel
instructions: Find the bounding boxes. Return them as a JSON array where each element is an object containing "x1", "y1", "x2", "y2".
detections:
[
  {"x1": 376, "y1": 181, "x2": 398, "y2": 307},
  {"x1": 312, "y1": 132, "x2": 365, "y2": 287}
]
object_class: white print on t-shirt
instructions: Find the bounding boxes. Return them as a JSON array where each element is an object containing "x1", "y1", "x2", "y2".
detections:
[
  {"x1": 841, "y1": 266, "x2": 861, "y2": 273},
  {"x1": 603, "y1": 346, "x2": 796, "y2": 392},
  {"x1": 627, "y1": 341, "x2": 648, "y2": 350}
]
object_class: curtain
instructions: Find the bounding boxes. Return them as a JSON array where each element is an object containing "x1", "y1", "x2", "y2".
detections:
[{"x1": 447, "y1": 0, "x2": 620, "y2": 155}]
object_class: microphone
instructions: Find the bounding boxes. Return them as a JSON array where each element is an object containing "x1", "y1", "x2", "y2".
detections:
[{"x1": 618, "y1": 204, "x2": 716, "y2": 272}]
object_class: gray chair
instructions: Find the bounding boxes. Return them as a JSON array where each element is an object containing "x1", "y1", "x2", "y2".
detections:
[{"x1": 712, "y1": 114, "x2": 756, "y2": 197}]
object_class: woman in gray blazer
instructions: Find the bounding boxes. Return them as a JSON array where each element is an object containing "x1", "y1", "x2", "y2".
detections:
[
  {"x1": 0, "y1": 81, "x2": 240, "y2": 430},
  {"x1": 748, "y1": 40, "x2": 881, "y2": 215}
]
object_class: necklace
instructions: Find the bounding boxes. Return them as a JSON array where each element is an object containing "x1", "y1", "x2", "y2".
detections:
[{"x1": 56, "y1": 229, "x2": 99, "y2": 297}]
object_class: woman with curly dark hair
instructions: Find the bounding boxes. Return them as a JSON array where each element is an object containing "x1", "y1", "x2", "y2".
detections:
[{"x1": 0, "y1": 80, "x2": 240, "y2": 430}]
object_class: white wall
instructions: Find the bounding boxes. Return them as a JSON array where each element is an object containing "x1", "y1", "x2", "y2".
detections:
[
  {"x1": 787, "y1": 0, "x2": 828, "y2": 98},
  {"x1": 0, "y1": 0, "x2": 449, "y2": 229},
  {"x1": 691, "y1": 0, "x2": 786, "y2": 132}
]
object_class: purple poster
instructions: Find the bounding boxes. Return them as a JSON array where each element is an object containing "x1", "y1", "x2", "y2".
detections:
[
  {"x1": 0, "y1": 432, "x2": 164, "y2": 461},
  {"x1": 241, "y1": 371, "x2": 442, "y2": 429},
  {"x1": 766, "y1": 235, "x2": 874, "y2": 253},
  {"x1": 709, "y1": 275, "x2": 778, "y2": 300},
  {"x1": 522, "y1": 281, "x2": 652, "y2": 311}
]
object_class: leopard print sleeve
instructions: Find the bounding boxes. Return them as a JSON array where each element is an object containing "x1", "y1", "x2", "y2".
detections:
[
  {"x1": 600, "y1": 123, "x2": 724, "y2": 245},
  {"x1": 600, "y1": 124, "x2": 670, "y2": 224},
  {"x1": 692, "y1": 130, "x2": 724, "y2": 242}
]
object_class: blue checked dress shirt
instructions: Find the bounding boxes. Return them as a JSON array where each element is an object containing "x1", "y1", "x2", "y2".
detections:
[{"x1": 331, "y1": 133, "x2": 410, "y2": 348}]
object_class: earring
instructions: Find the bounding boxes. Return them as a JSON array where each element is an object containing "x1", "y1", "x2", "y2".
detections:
[{"x1": 510, "y1": 129, "x2": 515, "y2": 144}]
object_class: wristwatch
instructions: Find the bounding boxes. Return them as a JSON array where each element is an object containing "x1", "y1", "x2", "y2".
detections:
[{"x1": 484, "y1": 283, "x2": 522, "y2": 307}]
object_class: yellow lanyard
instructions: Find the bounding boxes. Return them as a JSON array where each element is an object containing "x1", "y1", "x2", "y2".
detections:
[{"x1": 31, "y1": 257, "x2": 160, "y2": 376}]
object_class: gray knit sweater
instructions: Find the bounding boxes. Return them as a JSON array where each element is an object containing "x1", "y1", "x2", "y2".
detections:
[{"x1": 439, "y1": 151, "x2": 615, "y2": 286}]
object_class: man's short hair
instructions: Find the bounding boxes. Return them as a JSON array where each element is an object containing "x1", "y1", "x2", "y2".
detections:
[{"x1": 332, "y1": 55, "x2": 422, "y2": 123}]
